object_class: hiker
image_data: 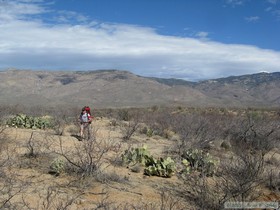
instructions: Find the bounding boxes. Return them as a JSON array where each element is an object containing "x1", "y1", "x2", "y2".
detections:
[{"x1": 79, "y1": 106, "x2": 92, "y2": 138}]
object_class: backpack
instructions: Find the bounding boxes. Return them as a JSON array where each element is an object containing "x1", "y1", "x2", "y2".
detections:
[
  {"x1": 83, "y1": 106, "x2": 91, "y2": 115},
  {"x1": 81, "y1": 106, "x2": 93, "y2": 123}
]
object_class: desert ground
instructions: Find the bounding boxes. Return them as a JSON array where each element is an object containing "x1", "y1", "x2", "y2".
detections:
[{"x1": 0, "y1": 107, "x2": 280, "y2": 209}]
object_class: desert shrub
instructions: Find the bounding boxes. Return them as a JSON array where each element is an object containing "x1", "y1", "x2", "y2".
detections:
[
  {"x1": 95, "y1": 171, "x2": 129, "y2": 184},
  {"x1": 52, "y1": 118, "x2": 67, "y2": 136},
  {"x1": 180, "y1": 151, "x2": 265, "y2": 210},
  {"x1": 24, "y1": 131, "x2": 41, "y2": 158},
  {"x1": 61, "y1": 140, "x2": 102, "y2": 176},
  {"x1": 0, "y1": 105, "x2": 25, "y2": 117},
  {"x1": 0, "y1": 126, "x2": 8, "y2": 154},
  {"x1": 117, "y1": 109, "x2": 130, "y2": 121},
  {"x1": 138, "y1": 108, "x2": 174, "y2": 138},
  {"x1": 49, "y1": 130, "x2": 114, "y2": 177},
  {"x1": 49, "y1": 158, "x2": 65, "y2": 176},
  {"x1": 163, "y1": 129, "x2": 176, "y2": 140},
  {"x1": 118, "y1": 189, "x2": 184, "y2": 210},
  {"x1": 122, "y1": 120, "x2": 140, "y2": 141},
  {"x1": 118, "y1": 109, "x2": 145, "y2": 141},
  {"x1": 265, "y1": 169, "x2": 280, "y2": 192},
  {"x1": 180, "y1": 173, "x2": 222, "y2": 210},
  {"x1": 109, "y1": 119, "x2": 118, "y2": 126},
  {"x1": 130, "y1": 164, "x2": 142, "y2": 173},
  {"x1": 51, "y1": 108, "x2": 79, "y2": 136},
  {"x1": 218, "y1": 152, "x2": 265, "y2": 202},
  {"x1": 146, "y1": 128, "x2": 154, "y2": 137},
  {"x1": 150, "y1": 105, "x2": 159, "y2": 112},
  {"x1": 21, "y1": 186, "x2": 81, "y2": 210},
  {"x1": 227, "y1": 112, "x2": 280, "y2": 155},
  {"x1": 0, "y1": 173, "x2": 26, "y2": 209},
  {"x1": 0, "y1": 133, "x2": 27, "y2": 209},
  {"x1": 139, "y1": 126, "x2": 154, "y2": 137},
  {"x1": 0, "y1": 126, "x2": 8, "y2": 178},
  {"x1": 150, "y1": 113, "x2": 172, "y2": 137},
  {"x1": 143, "y1": 111, "x2": 230, "y2": 158},
  {"x1": 220, "y1": 140, "x2": 231, "y2": 150}
]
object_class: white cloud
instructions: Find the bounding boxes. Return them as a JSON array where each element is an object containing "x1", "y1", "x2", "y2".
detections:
[
  {"x1": 245, "y1": 16, "x2": 260, "y2": 22},
  {"x1": 272, "y1": 9, "x2": 280, "y2": 18},
  {"x1": 265, "y1": 0, "x2": 280, "y2": 19},
  {"x1": 195, "y1": 31, "x2": 209, "y2": 40},
  {"x1": 265, "y1": 6, "x2": 273, "y2": 12},
  {"x1": 225, "y1": 0, "x2": 246, "y2": 7},
  {"x1": 0, "y1": 0, "x2": 46, "y2": 21},
  {"x1": 1, "y1": 0, "x2": 280, "y2": 81},
  {"x1": 53, "y1": 10, "x2": 89, "y2": 24},
  {"x1": 266, "y1": 0, "x2": 278, "y2": 4}
]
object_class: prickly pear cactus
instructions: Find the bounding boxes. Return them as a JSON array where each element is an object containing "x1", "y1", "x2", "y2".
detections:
[
  {"x1": 144, "y1": 157, "x2": 176, "y2": 178},
  {"x1": 121, "y1": 146, "x2": 176, "y2": 178},
  {"x1": 181, "y1": 159, "x2": 191, "y2": 174},
  {"x1": 121, "y1": 145, "x2": 149, "y2": 166},
  {"x1": 181, "y1": 149, "x2": 218, "y2": 176},
  {"x1": 6, "y1": 114, "x2": 53, "y2": 129}
]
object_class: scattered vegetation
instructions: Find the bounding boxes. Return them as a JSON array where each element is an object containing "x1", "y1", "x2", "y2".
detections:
[
  {"x1": 181, "y1": 148, "x2": 218, "y2": 176},
  {"x1": 49, "y1": 158, "x2": 65, "y2": 176},
  {"x1": 144, "y1": 156, "x2": 176, "y2": 178},
  {"x1": 6, "y1": 114, "x2": 53, "y2": 129},
  {"x1": 121, "y1": 145, "x2": 177, "y2": 178},
  {"x1": 0, "y1": 105, "x2": 279, "y2": 209},
  {"x1": 121, "y1": 145, "x2": 150, "y2": 166}
]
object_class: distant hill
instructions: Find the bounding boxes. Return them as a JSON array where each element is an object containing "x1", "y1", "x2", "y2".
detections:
[
  {"x1": 193, "y1": 72, "x2": 280, "y2": 107},
  {"x1": 0, "y1": 69, "x2": 279, "y2": 109}
]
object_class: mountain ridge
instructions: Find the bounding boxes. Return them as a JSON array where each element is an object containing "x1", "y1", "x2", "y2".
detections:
[{"x1": 0, "y1": 69, "x2": 279, "y2": 108}]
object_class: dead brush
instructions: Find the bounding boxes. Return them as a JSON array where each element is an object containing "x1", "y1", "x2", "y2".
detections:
[
  {"x1": 47, "y1": 129, "x2": 115, "y2": 178},
  {"x1": 122, "y1": 120, "x2": 140, "y2": 141}
]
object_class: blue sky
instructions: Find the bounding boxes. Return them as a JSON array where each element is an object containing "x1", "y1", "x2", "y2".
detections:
[{"x1": 0, "y1": 0, "x2": 280, "y2": 81}]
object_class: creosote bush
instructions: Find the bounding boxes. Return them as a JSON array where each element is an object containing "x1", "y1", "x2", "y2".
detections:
[{"x1": 228, "y1": 112, "x2": 279, "y2": 155}]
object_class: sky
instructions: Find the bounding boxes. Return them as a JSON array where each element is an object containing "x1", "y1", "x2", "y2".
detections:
[{"x1": 0, "y1": 0, "x2": 280, "y2": 81}]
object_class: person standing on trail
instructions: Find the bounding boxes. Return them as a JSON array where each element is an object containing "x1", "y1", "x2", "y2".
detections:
[{"x1": 79, "y1": 106, "x2": 92, "y2": 138}]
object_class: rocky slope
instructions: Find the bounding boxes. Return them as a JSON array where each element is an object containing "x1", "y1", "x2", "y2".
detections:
[{"x1": 0, "y1": 69, "x2": 279, "y2": 108}]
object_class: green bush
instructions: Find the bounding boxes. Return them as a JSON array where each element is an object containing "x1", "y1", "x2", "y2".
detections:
[
  {"x1": 49, "y1": 158, "x2": 65, "y2": 176},
  {"x1": 141, "y1": 126, "x2": 153, "y2": 137},
  {"x1": 118, "y1": 109, "x2": 130, "y2": 121},
  {"x1": 6, "y1": 114, "x2": 53, "y2": 129}
]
